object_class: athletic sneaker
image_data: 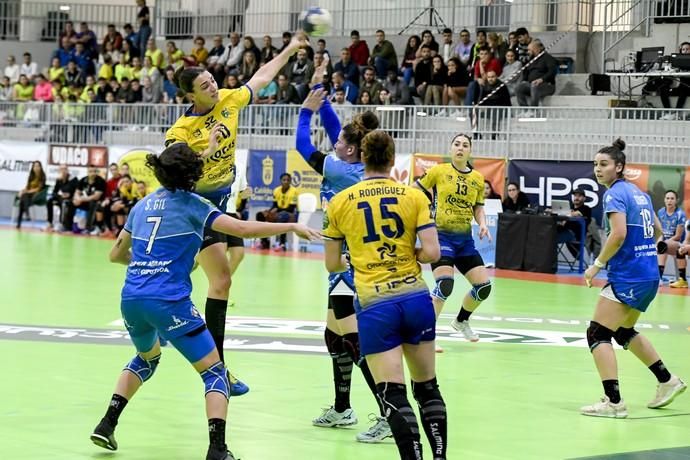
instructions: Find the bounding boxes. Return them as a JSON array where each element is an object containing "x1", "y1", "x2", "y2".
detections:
[
  {"x1": 312, "y1": 406, "x2": 358, "y2": 427},
  {"x1": 356, "y1": 415, "x2": 393, "y2": 443},
  {"x1": 90, "y1": 418, "x2": 118, "y2": 451},
  {"x1": 435, "y1": 343, "x2": 444, "y2": 353},
  {"x1": 227, "y1": 371, "x2": 249, "y2": 397},
  {"x1": 669, "y1": 279, "x2": 688, "y2": 288},
  {"x1": 648, "y1": 375, "x2": 687, "y2": 408},
  {"x1": 450, "y1": 319, "x2": 479, "y2": 342},
  {"x1": 580, "y1": 396, "x2": 628, "y2": 418},
  {"x1": 206, "y1": 444, "x2": 237, "y2": 460}
]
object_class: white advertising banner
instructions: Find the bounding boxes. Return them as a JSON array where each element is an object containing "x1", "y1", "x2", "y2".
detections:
[
  {"x1": 47, "y1": 144, "x2": 109, "y2": 184},
  {"x1": 0, "y1": 142, "x2": 49, "y2": 191}
]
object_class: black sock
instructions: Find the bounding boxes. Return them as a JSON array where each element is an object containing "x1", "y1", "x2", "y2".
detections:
[
  {"x1": 205, "y1": 298, "x2": 228, "y2": 363},
  {"x1": 341, "y1": 332, "x2": 385, "y2": 416},
  {"x1": 360, "y1": 358, "x2": 387, "y2": 417},
  {"x1": 208, "y1": 418, "x2": 226, "y2": 449},
  {"x1": 412, "y1": 378, "x2": 447, "y2": 460},
  {"x1": 659, "y1": 265, "x2": 665, "y2": 277},
  {"x1": 679, "y1": 268, "x2": 686, "y2": 281},
  {"x1": 602, "y1": 379, "x2": 621, "y2": 404},
  {"x1": 649, "y1": 360, "x2": 672, "y2": 383},
  {"x1": 325, "y1": 328, "x2": 352, "y2": 412},
  {"x1": 376, "y1": 382, "x2": 422, "y2": 460},
  {"x1": 104, "y1": 394, "x2": 128, "y2": 426},
  {"x1": 456, "y1": 307, "x2": 472, "y2": 323}
]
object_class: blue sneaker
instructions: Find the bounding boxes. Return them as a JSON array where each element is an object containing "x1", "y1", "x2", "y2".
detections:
[{"x1": 227, "y1": 370, "x2": 249, "y2": 397}]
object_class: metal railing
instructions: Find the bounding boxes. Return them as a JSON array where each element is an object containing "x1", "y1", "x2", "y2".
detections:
[{"x1": 0, "y1": 101, "x2": 688, "y2": 165}]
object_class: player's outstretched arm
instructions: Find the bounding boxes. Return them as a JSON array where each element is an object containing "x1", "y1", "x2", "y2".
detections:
[
  {"x1": 110, "y1": 230, "x2": 132, "y2": 265},
  {"x1": 211, "y1": 214, "x2": 321, "y2": 241},
  {"x1": 296, "y1": 89, "x2": 323, "y2": 163},
  {"x1": 247, "y1": 33, "x2": 309, "y2": 95},
  {"x1": 416, "y1": 227, "x2": 440, "y2": 264}
]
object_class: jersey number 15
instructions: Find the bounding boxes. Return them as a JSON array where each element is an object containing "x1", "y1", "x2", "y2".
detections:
[{"x1": 357, "y1": 198, "x2": 404, "y2": 244}]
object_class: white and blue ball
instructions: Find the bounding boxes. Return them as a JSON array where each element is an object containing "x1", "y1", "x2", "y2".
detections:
[{"x1": 299, "y1": 7, "x2": 333, "y2": 37}]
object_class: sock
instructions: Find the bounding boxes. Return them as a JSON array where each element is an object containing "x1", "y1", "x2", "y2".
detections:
[
  {"x1": 412, "y1": 378, "x2": 447, "y2": 460},
  {"x1": 456, "y1": 307, "x2": 472, "y2": 323},
  {"x1": 341, "y1": 332, "x2": 385, "y2": 416},
  {"x1": 325, "y1": 328, "x2": 352, "y2": 412},
  {"x1": 376, "y1": 382, "x2": 422, "y2": 460},
  {"x1": 679, "y1": 268, "x2": 686, "y2": 281},
  {"x1": 360, "y1": 358, "x2": 387, "y2": 417},
  {"x1": 659, "y1": 265, "x2": 665, "y2": 277},
  {"x1": 205, "y1": 298, "x2": 228, "y2": 363},
  {"x1": 649, "y1": 360, "x2": 672, "y2": 383},
  {"x1": 104, "y1": 394, "x2": 128, "y2": 426},
  {"x1": 602, "y1": 379, "x2": 621, "y2": 404},
  {"x1": 208, "y1": 418, "x2": 226, "y2": 449}
]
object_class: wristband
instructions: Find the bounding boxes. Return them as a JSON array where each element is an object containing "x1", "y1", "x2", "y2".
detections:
[{"x1": 593, "y1": 259, "x2": 605, "y2": 269}]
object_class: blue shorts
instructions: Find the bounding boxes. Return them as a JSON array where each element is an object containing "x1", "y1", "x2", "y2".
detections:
[
  {"x1": 601, "y1": 280, "x2": 658, "y2": 312},
  {"x1": 438, "y1": 232, "x2": 480, "y2": 260},
  {"x1": 357, "y1": 293, "x2": 436, "y2": 356},
  {"x1": 121, "y1": 298, "x2": 214, "y2": 362},
  {"x1": 328, "y1": 269, "x2": 355, "y2": 297}
]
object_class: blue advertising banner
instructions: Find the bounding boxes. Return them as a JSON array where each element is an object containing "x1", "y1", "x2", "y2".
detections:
[
  {"x1": 472, "y1": 214, "x2": 498, "y2": 267},
  {"x1": 248, "y1": 150, "x2": 287, "y2": 207},
  {"x1": 508, "y1": 160, "x2": 605, "y2": 224}
]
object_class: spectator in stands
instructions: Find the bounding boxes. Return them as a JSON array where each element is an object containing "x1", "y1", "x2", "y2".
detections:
[
  {"x1": 313, "y1": 51, "x2": 333, "y2": 82},
  {"x1": 357, "y1": 89, "x2": 373, "y2": 105},
  {"x1": 453, "y1": 29, "x2": 473, "y2": 69},
  {"x1": 109, "y1": 174, "x2": 136, "y2": 234},
  {"x1": 123, "y1": 24, "x2": 139, "y2": 56},
  {"x1": 136, "y1": 0, "x2": 152, "y2": 58},
  {"x1": 657, "y1": 190, "x2": 687, "y2": 287},
  {"x1": 145, "y1": 38, "x2": 165, "y2": 69},
  {"x1": 331, "y1": 71, "x2": 358, "y2": 104},
  {"x1": 221, "y1": 32, "x2": 245, "y2": 76},
  {"x1": 141, "y1": 56, "x2": 162, "y2": 91},
  {"x1": 95, "y1": 77, "x2": 111, "y2": 102},
  {"x1": 65, "y1": 165, "x2": 106, "y2": 234},
  {"x1": 383, "y1": 69, "x2": 412, "y2": 104},
  {"x1": 508, "y1": 31, "x2": 519, "y2": 55},
  {"x1": 48, "y1": 57, "x2": 65, "y2": 84},
  {"x1": 425, "y1": 55, "x2": 447, "y2": 106},
  {"x1": 238, "y1": 50, "x2": 259, "y2": 83},
  {"x1": 46, "y1": 164, "x2": 78, "y2": 232},
  {"x1": 96, "y1": 55, "x2": 113, "y2": 82},
  {"x1": 20, "y1": 53, "x2": 38, "y2": 81},
  {"x1": 334, "y1": 47, "x2": 359, "y2": 85},
  {"x1": 141, "y1": 76, "x2": 162, "y2": 103},
  {"x1": 488, "y1": 32, "x2": 508, "y2": 64},
  {"x1": 418, "y1": 29, "x2": 439, "y2": 57},
  {"x1": 120, "y1": 39, "x2": 135, "y2": 64},
  {"x1": 286, "y1": 48, "x2": 313, "y2": 101},
  {"x1": 349, "y1": 30, "x2": 370, "y2": 67},
  {"x1": 190, "y1": 36, "x2": 209, "y2": 66},
  {"x1": 58, "y1": 21, "x2": 76, "y2": 46},
  {"x1": 165, "y1": 41, "x2": 185, "y2": 69},
  {"x1": 207, "y1": 35, "x2": 226, "y2": 83},
  {"x1": 53, "y1": 37, "x2": 74, "y2": 67},
  {"x1": 4, "y1": 55, "x2": 19, "y2": 84},
  {"x1": 400, "y1": 35, "x2": 420, "y2": 86},
  {"x1": 15, "y1": 161, "x2": 46, "y2": 229},
  {"x1": 360, "y1": 66, "x2": 383, "y2": 104},
  {"x1": 444, "y1": 57, "x2": 469, "y2": 105},
  {"x1": 33, "y1": 74, "x2": 53, "y2": 102},
  {"x1": 0, "y1": 76, "x2": 12, "y2": 100},
  {"x1": 73, "y1": 22, "x2": 98, "y2": 57},
  {"x1": 556, "y1": 188, "x2": 593, "y2": 258},
  {"x1": 162, "y1": 67, "x2": 177, "y2": 102},
  {"x1": 484, "y1": 180, "x2": 501, "y2": 200},
  {"x1": 470, "y1": 30, "x2": 487, "y2": 68},
  {"x1": 255, "y1": 172, "x2": 298, "y2": 251},
  {"x1": 224, "y1": 73, "x2": 241, "y2": 90},
  {"x1": 476, "y1": 70, "x2": 511, "y2": 138},
  {"x1": 127, "y1": 78, "x2": 143, "y2": 103},
  {"x1": 64, "y1": 60, "x2": 85, "y2": 87},
  {"x1": 659, "y1": 41, "x2": 690, "y2": 119},
  {"x1": 243, "y1": 36, "x2": 261, "y2": 63},
  {"x1": 260, "y1": 35, "x2": 277, "y2": 64},
  {"x1": 279, "y1": 31, "x2": 292, "y2": 54},
  {"x1": 516, "y1": 39, "x2": 557, "y2": 109},
  {"x1": 103, "y1": 24, "x2": 123, "y2": 51},
  {"x1": 440, "y1": 27, "x2": 454, "y2": 63},
  {"x1": 415, "y1": 44, "x2": 433, "y2": 101},
  {"x1": 369, "y1": 30, "x2": 398, "y2": 79},
  {"x1": 465, "y1": 46, "x2": 502, "y2": 106},
  {"x1": 116, "y1": 77, "x2": 130, "y2": 102},
  {"x1": 502, "y1": 182, "x2": 530, "y2": 213},
  {"x1": 500, "y1": 49, "x2": 523, "y2": 96},
  {"x1": 316, "y1": 38, "x2": 331, "y2": 62},
  {"x1": 114, "y1": 54, "x2": 132, "y2": 83},
  {"x1": 13, "y1": 74, "x2": 34, "y2": 101},
  {"x1": 276, "y1": 73, "x2": 300, "y2": 104},
  {"x1": 72, "y1": 43, "x2": 94, "y2": 76},
  {"x1": 515, "y1": 27, "x2": 532, "y2": 65}
]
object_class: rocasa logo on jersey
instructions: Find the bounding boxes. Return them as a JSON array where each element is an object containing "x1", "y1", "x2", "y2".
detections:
[{"x1": 206, "y1": 141, "x2": 235, "y2": 163}]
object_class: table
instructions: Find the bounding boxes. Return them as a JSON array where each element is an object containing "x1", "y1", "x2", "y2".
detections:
[{"x1": 606, "y1": 71, "x2": 690, "y2": 102}]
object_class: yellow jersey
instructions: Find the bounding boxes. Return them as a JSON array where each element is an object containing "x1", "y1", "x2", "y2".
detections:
[
  {"x1": 323, "y1": 177, "x2": 435, "y2": 308},
  {"x1": 165, "y1": 87, "x2": 252, "y2": 197},
  {"x1": 273, "y1": 186, "x2": 297, "y2": 210},
  {"x1": 416, "y1": 163, "x2": 484, "y2": 237}
]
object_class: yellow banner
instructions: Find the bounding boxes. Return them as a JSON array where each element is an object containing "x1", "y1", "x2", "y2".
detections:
[{"x1": 286, "y1": 149, "x2": 323, "y2": 209}]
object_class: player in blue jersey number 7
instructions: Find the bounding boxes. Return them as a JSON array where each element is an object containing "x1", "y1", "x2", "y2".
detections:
[
  {"x1": 581, "y1": 139, "x2": 685, "y2": 418},
  {"x1": 90, "y1": 143, "x2": 320, "y2": 460}
]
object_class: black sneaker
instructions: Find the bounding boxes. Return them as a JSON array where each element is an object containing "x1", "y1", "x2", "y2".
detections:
[
  {"x1": 90, "y1": 418, "x2": 118, "y2": 451},
  {"x1": 206, "y1": 444, "x2": 237, "y2": 460}
]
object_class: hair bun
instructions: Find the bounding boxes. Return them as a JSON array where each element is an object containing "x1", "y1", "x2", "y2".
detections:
[
  {"x1": 358, "y1": 111, "x2": 380, "y2": 131},
  {"x1": 612, "y1": 138, "x2": 626, "y2": 151}
]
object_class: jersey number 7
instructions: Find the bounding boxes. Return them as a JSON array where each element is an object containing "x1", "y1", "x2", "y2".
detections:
[
  {"x1": 145, "y1": 216, "x2": 163, "y2": 254},
  {"x1": 357, "y1": 198, "x2": 404, "y2": 244}
]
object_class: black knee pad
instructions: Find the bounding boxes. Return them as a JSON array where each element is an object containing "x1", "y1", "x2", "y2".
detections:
[
  {"x1": 376, "y1": 382, "x2": 412, "y2": 417},
  {"x1": 342, "y1": 332, "x2": 362, "y2": 366},
  {"x1": 431, "y1": 277, "x2": 454, "y2": 301},
  {"x1": 324, "y1": 327, "x2": 344, "y2": 356},
  {"x1": 412, "y1": 378, "x2": 443, "y2": 405},
  {"x1": 613, "y1": 327, "x2": 638, "y2": 350},
  {"x1": 470, "y1": 280, "x2": 492, "y2": 302},
  {"x1": 586, "y1": 321, "x2": 613, "y2": 352}
]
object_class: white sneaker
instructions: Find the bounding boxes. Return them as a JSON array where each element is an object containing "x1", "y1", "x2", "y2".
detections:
[
  {"x1": 580, "y1": 396, "x2": 628, "y2": 418},
  {"x1": 356, "y1": 415, "x2": 393, "y2": 443},
  {"x1": 450, "y1": 319, "x2": 479, "y2": 342},
  {"x1": 648, "y1": 375, "x2": 687, "y2": 409},
  {"x1": 312, "y1": 406, "x2": 358, "y2": 427},
  {"x1": 661, "y1": 112, "x2": 678, "y2": 120},
  {"x1": 517, "y1": 110, "x2": 536, "y2": 118},
  {"x1": 89, "y1": 228, "x2": 101, "y2": 236}
]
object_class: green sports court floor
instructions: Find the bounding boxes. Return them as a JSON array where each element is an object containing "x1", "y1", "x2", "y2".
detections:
[{"x1": 1, "y1": 229, "x2": 689, "y2": 460}]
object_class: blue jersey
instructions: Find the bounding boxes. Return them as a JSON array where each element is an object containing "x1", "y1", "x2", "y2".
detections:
[
  {"x1": 603, "y1": 180, "x2": 659, "y2": 283},
  {"x1": 322, "y1": 155, "x2": 364, "y2": 204},
  {"x1": 121, "y1": 188, "x2": 222, "y2": 301},
  {"x1": 657, "y1": 207, "x2": 686, "y2": 239}
]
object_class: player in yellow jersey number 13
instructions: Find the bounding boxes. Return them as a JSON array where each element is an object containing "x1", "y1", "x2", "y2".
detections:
[{"x1": 164, "y1": 32, "x2": 310, "y2": 395}]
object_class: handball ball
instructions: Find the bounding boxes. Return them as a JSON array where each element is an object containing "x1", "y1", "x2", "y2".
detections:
[{"x1": 299, "y1": 7, "x2": 332, "y2": 37}]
